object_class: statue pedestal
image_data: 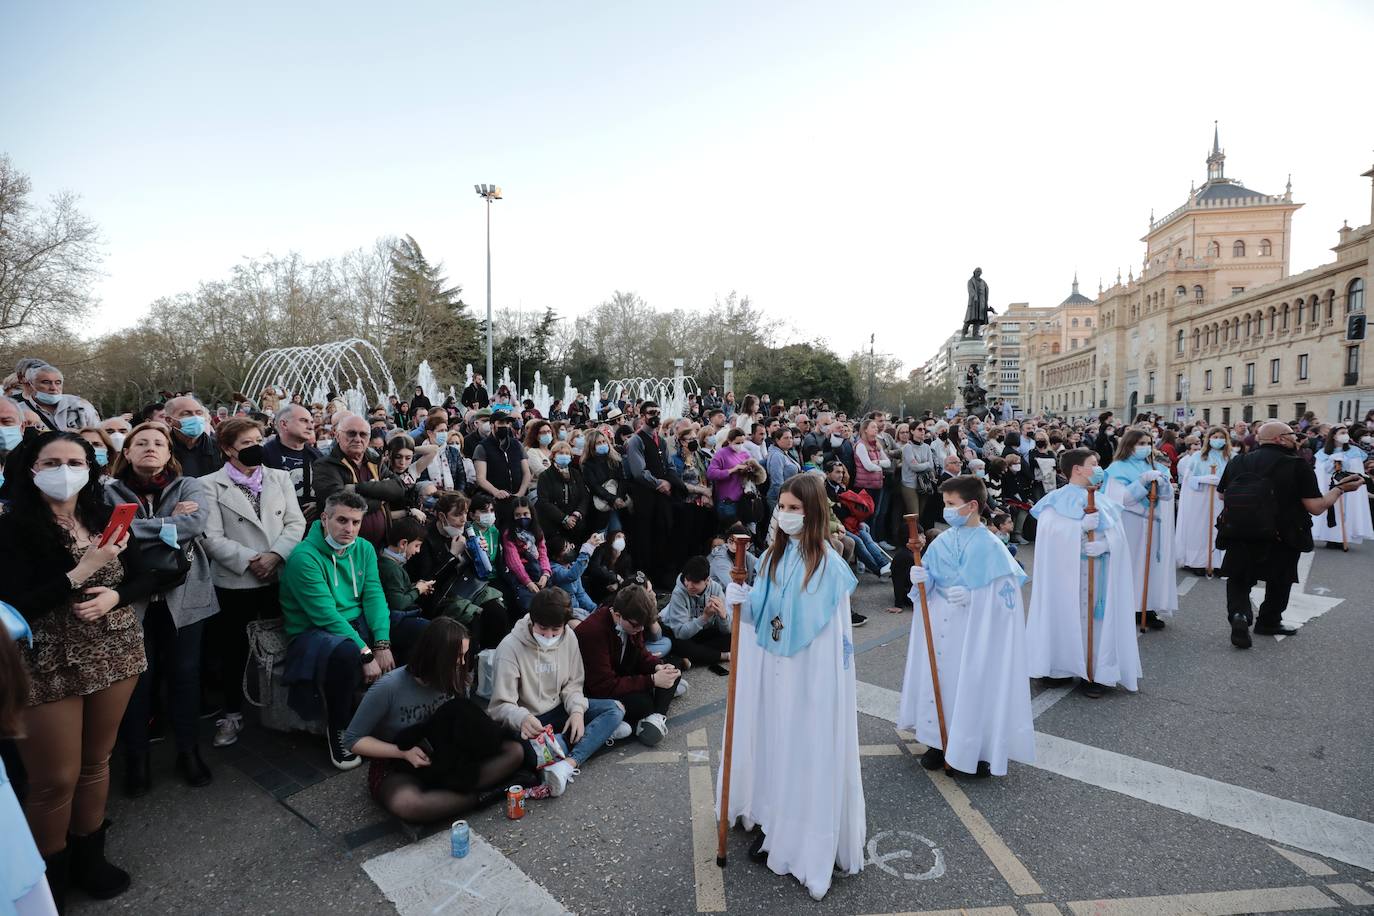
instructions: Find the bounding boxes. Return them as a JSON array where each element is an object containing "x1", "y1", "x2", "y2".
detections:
[{"x1": 952, "y1": 336, "x2": 989, "y2": 411}]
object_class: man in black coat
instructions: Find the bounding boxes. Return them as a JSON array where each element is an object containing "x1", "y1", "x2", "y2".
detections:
[{"x1": 622, "y1": 401, "x2": 684, "y2": 589}]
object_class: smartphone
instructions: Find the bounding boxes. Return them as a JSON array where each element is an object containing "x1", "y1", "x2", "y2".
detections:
[
  {"x1": 708, "y1": 664, "x2": 730, "y2": 677},
  {"x1": 99, "y1": 503, "x2": 138, "y2": 547}
]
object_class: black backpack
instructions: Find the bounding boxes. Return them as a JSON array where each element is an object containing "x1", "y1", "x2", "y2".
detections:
[{"x1": 1217, "y1": 468, "x2": 1279, "y2": 542}]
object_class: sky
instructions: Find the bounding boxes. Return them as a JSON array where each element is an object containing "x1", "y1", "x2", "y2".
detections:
[{"x1": 3, "y1": 0, "x2": 1373, "y2": 373}]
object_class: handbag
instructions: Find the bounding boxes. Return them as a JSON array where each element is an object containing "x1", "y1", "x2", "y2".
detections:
[
  {"x1": 243, "y1": 618, "x2": 324, "y2": 736},
  {"x1": 592, "y1": 477, "x2": 620, "y2": 512},
  {"x1": 138, "y1": 534, "x2": 195, "y2": 590}
]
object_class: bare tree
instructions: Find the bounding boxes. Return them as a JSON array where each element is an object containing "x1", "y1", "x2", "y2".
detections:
[{"x1": 0, "y1": 154, "x2": 103, "y2": 336}]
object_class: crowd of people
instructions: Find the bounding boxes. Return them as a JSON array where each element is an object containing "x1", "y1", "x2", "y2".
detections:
[{"x1": 1, "y1": 355, "x2": 1371, "y2": 909}]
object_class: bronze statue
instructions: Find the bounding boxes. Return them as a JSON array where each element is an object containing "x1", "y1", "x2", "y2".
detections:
[
  {"x1": 961, "y1": 364, "x2": 989, "y2": 417},
  {"x1": 962, "y1": 267, "x2": 995, "y2": 338}
]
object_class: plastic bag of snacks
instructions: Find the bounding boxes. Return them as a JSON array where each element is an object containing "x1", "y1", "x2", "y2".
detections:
[{"x1": 528, "y1": 725, "x2": 570, "y2": 770}]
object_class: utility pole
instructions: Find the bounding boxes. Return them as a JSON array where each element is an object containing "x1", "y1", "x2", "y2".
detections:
[{"x1": 868, "y1": 333, "x2": 876, "y2": 411}]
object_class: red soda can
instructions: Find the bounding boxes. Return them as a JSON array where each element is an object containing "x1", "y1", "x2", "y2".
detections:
[{"x1": 506, "y1": 785, "x2": 525, "y2": 820}]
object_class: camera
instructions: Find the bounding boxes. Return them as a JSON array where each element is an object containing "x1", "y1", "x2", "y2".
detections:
[{"x1": 1331, "y1": 467, "x2": 1373, "y2": 489}]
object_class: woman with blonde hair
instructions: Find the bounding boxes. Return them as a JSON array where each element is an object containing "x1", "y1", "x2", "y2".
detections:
[{"x1": 580, "y1": 427, "x2": 626, "y2": 534}]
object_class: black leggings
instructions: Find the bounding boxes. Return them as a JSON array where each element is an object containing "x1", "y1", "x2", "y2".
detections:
[
  {"x1": 212, "y1": 583, "x2": 281, "y2": 716},
  {"x1": 664, "y1": 625, "x2": 733, "y2": 667},
  {"x1": 619, "y1": 685, "x2": 676, "y2": 725},
  {"x1": 121, "y1": 601, "x2": 204, "y2": 754}
]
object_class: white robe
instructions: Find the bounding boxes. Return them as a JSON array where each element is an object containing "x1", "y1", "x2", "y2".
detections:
[
  {"x1": 1025, "y1": 500, "x2": 1141, "y2": 691},
  {"x1": 717, "y1": 595, "x2": 865, "y2": 900},
  {"x1": 1312, "y1": 448, "x2": 1374, "y2": 544},
  {"x1": 897, "y1": 568, "x2": 1035, "y2": 776},
  {"x1": 1105, "y1": 471, "x2": 1179, "y2": 617},
  {"x1": 1173, "y1": 452, "x2": 1227, "y2": 569}
]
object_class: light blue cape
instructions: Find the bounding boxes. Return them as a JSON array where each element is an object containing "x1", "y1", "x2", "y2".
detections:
[
  {"x1": 749, "y1": 541, "x2": 857, "y2": 658},
  {"x1": 919, "y1": 523, "x2": 1026, "y2": 593}
]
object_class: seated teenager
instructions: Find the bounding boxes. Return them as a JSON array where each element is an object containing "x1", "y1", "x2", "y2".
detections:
[
  {"x1": 661, "y1": 555, "x2": 733, "y2": 668},
  {"x1": 280, "y1": 492, "x2": 431, "y2": 770},
  {"x1": 377, "y1": 517, "x2": 434, "y2": 613},
  {"x1": 500, "y1": 498, "x2": 551, "y2": 610},
  {"x1": 585, "y1": 530, "x2": 636, "y2": 604},
  {"x1": 550, "y1": 533, "x2": 601, "y2": 619},
  {"x1": 406, "y1": 492, "x2": 509, "y2": 652},
  {"x1": 576, "y1": 586, "x2": 683, "y2": 746},
  {"x1": 487, "y1": 588, "x2": 626, "y2": 796},
  {"x1": 345, "y1": 618, "x2": 523, "y2": 822},
  {"x1": 708, "y1": 522, "x2": 758, "y2": 590}
]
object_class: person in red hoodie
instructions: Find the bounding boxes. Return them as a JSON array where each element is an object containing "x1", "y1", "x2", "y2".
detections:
[{"x1": 576, "y1": 586, "x2": 682, "y2": 746}]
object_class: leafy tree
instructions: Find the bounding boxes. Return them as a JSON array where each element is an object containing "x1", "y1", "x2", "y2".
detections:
[
  {"x1": 382, "y1": 234, "x2": 476, "y2": 386},
  {"x1": 741, "y1": 343, "x2": 855, "y2": 412}
]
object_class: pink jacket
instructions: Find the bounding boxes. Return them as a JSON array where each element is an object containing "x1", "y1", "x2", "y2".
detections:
[
  {"x1": 502, "y1": 533, "x2": 551, "y2": 586},
  {"x1": 853, "y1": 439, "x2": 885, "y2": 490},
  {"x1": 707, "y1": 445, "x2": 750, "y2": 502}
]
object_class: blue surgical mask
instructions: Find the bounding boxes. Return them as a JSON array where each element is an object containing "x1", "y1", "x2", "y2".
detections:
[
  {"x1": 324, "y1": 533, "x2": 351, "y2": 552},
  {"x1": 595, "y1": 443, "x2": 610, "y2": 455},
  {"x1": 539, "y1": 433, "x2": 552, "y2": 447},
  {"x1": 1133, "y1": 444, "x2": 1151, "y2": 459},
  {"x1": 435, "y1": 431, "x2": 448, "y2": 446},
  {"x1": 943, "y1": 505, "x2": 972, "y2": 528},
  {"x1": 1208, "y1": 437, "x2": 1226, "y2": 450},
  {"x1": 0, "y1": 425, "x2": 21, "y2": 450},
  {"x1": 516, "y1": 516, "x2": 531, "y2": 528},
  {"x1": 93, "y1": 447, "x2": 108, "y2": 467},
  {"x1": 557, "y1": 429, "x2": 569, "y2": 441},
  {"x1": 35, "y1": 390, "x2": 62, "y2": 406},
  {"x1": 1088, "y1": 466, "x2": 1106, "y2": 487},
  {"x1": 178, "y1": 415, "x2": 207, "y2": 438},
  {"x1": 554, "y1": 454, "x2": 572, "y2": 468}
]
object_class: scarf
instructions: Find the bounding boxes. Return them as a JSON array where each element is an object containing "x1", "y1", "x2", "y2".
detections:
[
  {"x1": 124, "y1": 468, "x2": 176, "y2": 497},
  {"x1": 225, "y1": 462, "x2": 264, "y2": 496}
]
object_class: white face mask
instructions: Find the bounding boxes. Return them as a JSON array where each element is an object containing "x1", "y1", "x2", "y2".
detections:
[
  {"x1": 33, "y1": 465, "x2": 88, "y2": 501},
  {"x1": 775, "y1": 510, "x2": 805, "y2": 536},
  {"x1": 441, "y1": 523, "x2": 464, "y2": 538},
  {"x1": 732, "y1": 443, "x2": 748, "y2": 454},
  {"x1": 477, "y1": 512, "x2": 496, "y2": 528},
  {"x1": 1335, "y1": 433, "x2": 1350, "y2": 445},
  {"x1": 533, "y1": 632, "x2": 560, "y2": 649},
  {"x1": 612, "y1": 536, "x2": 626, "y2": 552},
  {"x1": 108, "y1": 432, "x2": 126, "y2": 452}
]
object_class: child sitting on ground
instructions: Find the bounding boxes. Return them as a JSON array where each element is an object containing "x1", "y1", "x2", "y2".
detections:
[
  {"x1": 377, "y1": 517, "x2": 436, "y2": 612},
  {"x1": 661, "y1": 555, "x2": 732, "y2": 668},
  {"x1": 551, "y1": 533, "x2": 602, "y2": 620}
]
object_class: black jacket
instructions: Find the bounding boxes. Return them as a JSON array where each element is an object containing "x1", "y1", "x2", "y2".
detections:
[
  {"x1": 311, "y1": 448, "x2": 408, "y2": 512},
  {"x1": 173, "y1": 432, "x2": 224, "y2": 478},
  {"x1": 536, "y1": 466, "x2": 589, "y2": 531},
  {"x1": 460, "y1": 383, "x2": 489, "y2": 409}
]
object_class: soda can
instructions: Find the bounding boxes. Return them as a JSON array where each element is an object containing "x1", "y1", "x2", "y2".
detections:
[
  {"x1": 506, "y1": 785, "x2": 525, "y2": 820},
  {"x1": 450, "y1": 820, "x2": 470, "y2": 858}
]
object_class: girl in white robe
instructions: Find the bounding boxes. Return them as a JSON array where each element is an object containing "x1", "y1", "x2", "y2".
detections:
[
  {"x1": 1174, "y1": 428, "x2": 1231, "y2": 572},
  {"x1": 1025, "y1": 449, "x2": 1141, "y2": 697},
  {"x1": 718, "y1": 474, "x2": 864, "y2": 901},
  {"x1": 899, "y1": 475, "x2": 1034, "y2": 777},
  {"x1": 1311, "y1": 427, "x2": 1373, "y2": 546},
  {"x1": 1103, "y1": 429, "x2": 1177, "y2": 626}
]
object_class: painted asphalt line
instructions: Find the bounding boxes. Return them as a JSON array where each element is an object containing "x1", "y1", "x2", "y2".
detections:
[
  {"x1": 923, "y1": 769, "x2": 1043, "y2": 896},
  {"x1": 858, "y1": 907, "x2": 1018, "y2": 916},
  {"x1": 1063, "y1": 884, "x2": 1337, "y2": 915},
  {"x1": 1176, "y1": 575, "x2": 1198, "y2": 597},
  {"x1": 361, "y1": 826, "x2": 571, "y2": 916},
  {"x1": 1030, "y1": 684, "x2": 1074, "y2": 720},
  {"x1": 857, "y1": 679, "x2": 1374, "y2": 875},
  {"x1": 1268, "y1": 843, "x2": 1338, "y2": 876},
  {"x1": 686, "y1": 727, "x2": 727, "y2": 914},
  {"x1": 1023, "y1": 904, "x2": 1065, "y2": 916},
  {"x1": 1327, "y1": 882, "x2": 1374, "y2": 905}
]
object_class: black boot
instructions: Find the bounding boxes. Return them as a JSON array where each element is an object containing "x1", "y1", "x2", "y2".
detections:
[
  {"x1": 1146, "y1": 611, "x2": 1166, "y2": 630},
  {"x1": 175, "y1": 747, "x2": 213, "y2": 788},
  {"x1": 68, "y1": 819, "x2": 131, "y2": 900},
  {"x1": 748, "y1": 831, "x2": 768, "y2": 863},
  {"x1": 123, "y1": 752, "x2": 151, "y2": 799},
  {"x1": 42, "y1": 847, "x2": 68, "y2": 913},
  {"x1": 918, "y1": 747, "x2": 945, "y2": 770}
]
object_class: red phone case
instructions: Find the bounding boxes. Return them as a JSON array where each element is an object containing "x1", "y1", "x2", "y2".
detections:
[{"x1": 99, "y1": 503, "x2": 138, "y2": 547}]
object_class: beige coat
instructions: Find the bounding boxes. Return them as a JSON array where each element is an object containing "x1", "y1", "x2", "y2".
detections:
[
  {"x1": 201, "y1": 466, "x2": 306, "y2": 590},
  {"x1": 487, "y1": 615, "x2": 588, "y2": 729}
]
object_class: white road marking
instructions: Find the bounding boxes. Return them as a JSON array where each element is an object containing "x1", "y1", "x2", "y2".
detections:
[
  {"x1": 1030, "y1": 684, "x2": 1074, "y2": 720},
  {"x1": 1268, "y1": 843, "x2": 1338, "y2": 876},
  {"x1": 1064, "y1": 884, "x2": 1337, "y2": 915},
  {"x1": 685, "y1": 728, "x2": 726, "y2": 913},
  {"x1": 858, "y1": 907, "x2": 1018, "y2": 916},
  {"x1": 1327, "y1": 882, "x2": 1374, "y2": 905},
  {"x1": 1176, "y1": 575, "x2": 1198, "y2": 597},
  {"x1": 361, "y1": 826, "x2": 571, "y2": 916},
  {"x1": 1271, "y1": 591, "x2": 1345, "y2": 640},
  {"x1": 923, "y1": 769, "x2": 1042, "y2": 895},
  {"x1": 1023, "y1": 905, "x2": 1064, "y2": 916},
  {"x1": 865, "y1": 829, "x2": 946, "y2": 881}
]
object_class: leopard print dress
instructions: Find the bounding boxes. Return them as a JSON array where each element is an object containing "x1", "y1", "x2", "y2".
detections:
[{"x1": 22, "y1": 541, "x2": 147, "y2": 705}]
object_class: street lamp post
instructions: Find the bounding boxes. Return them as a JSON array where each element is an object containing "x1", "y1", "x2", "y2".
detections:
[{"x1": 474, "y1": 184, "x2": 503, "y2": 386}]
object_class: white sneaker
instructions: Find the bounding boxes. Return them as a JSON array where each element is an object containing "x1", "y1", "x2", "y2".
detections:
[
  {"x1": 607, "y1": 721, "x2": 633, "y2": 745},
  {"x1": 542, "y1": 759, "x2": 579, "y2": 797},
  {"x1": 879, "y1": 564, "x2": 892, "y2": 578},
  {"x1": 674, "y1": 678, "x2": 690, "y2": 697},
  {"x1": 213, "y1": 713, "x2": 244, "y2": 748},
  {"x1": 636, "y1": 713, "x2": 668, "y2": 746}
]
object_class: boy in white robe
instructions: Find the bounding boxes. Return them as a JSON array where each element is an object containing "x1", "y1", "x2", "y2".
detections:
[
  {"x1": 1102, "y1": 429, "x2": 1177, "y2": 628},
  {"x1": 1025, "y1": 448, "x2": 1141, "y2": 698},
  {"x1": 898, "y1": 474, "x2": 1034, "y2": 777}
]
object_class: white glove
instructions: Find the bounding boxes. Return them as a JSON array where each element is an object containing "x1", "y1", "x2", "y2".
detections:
[
  {"x1": 1202, "y1": 474, "x2": 1220, "y2": 487},
  {"x1": 1141, "y1": 470, "x2": 1166, "y2": 485},
  {"x1": 724, "y1": 582, "x2": 753, "y2": 609},
  {"x1": 1083, "y1": 540, "x2": 1108, "y2": 558},
  {"x1": 910, "y1": 566, "x2": 929, "y2": 587},
  {"x1": 945, "y1": 586, "x2": 970, "y2": 605},
  {"x1": 1080, "y1": 512, "x2": 1100, "y2": 532}
]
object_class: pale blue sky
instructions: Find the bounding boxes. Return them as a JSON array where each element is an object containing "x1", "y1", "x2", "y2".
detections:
[{"x1": 3, "y1": 0, "x2": 1372, "y2": 370}]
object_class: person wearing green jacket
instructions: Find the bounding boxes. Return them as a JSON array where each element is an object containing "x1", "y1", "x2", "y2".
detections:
[
  {"x1": 280, "y1": 492, "x2": 430, "y2": 770},
  {"x1": 377, "y1": 518, "x2": 434, "y2": 613}
]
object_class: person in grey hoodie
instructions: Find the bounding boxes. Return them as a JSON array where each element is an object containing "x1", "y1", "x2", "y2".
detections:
[
  {"x1": 661, "y1": 555, "x2": 732, "y2": 667},
  {"x1": 708, "y1": 525, "x2": 758, "y2": 591},
  {"x1": 486, "y1": 588, "x2": 625, "y2": 797}
]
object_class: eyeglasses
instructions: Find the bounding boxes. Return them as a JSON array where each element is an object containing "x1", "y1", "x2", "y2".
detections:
[
  {"x1": 35, "y1": 458, "x2": 89, "y2": 470},
  {"x1": 339, "y1": 430, "x2": 369, "y2": 439}
]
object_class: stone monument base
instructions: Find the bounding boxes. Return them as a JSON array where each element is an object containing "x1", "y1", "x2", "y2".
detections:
[{"x1": 952, "y1": 336, "x2": 989, "y2": 412}]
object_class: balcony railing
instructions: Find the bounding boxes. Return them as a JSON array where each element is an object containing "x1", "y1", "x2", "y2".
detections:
[
  {"x1": 1345, "y1": 372, "x2": 1360, "y2": 386},
  {"x1": 1241, "y1": 384, "x2": 1255, "y2": 396},
  {"x1": 1098, "y1": 400, "x2": 1107, "y2": 408}
]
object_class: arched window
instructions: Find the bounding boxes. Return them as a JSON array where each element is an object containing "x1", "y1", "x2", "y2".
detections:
[
  {"x1": 1310, "y1": 295, "x2": 1320, "y2": 324},
  {"x1": 1052, "y1": 342, "x2": 1061, "y2": 354},
  {"x1": 1176, "y1": 285, "x2": 1186, "y2": 298},
  {"x1": 1084, "y1": 317, "x2": 1092, "y2": 327},
  {"x1": 1193, "y1": 328, "x2": 1200, "y2": 349},
  {"x1": 1176, "y1": 329, "x2": 1185, "y2": 354},
  {"x1": 1267, "y1": 307, "x2": 1276, "y2": 333},
  {"x1": 1212, "y1": 322, "x2": 1220, "y2": 343},
  {"x1": 1176, "y1": 247, "x2": 1183, "y2": 259},
  {"x1": 1281, "y1": 304, "x2": 1289, "y2": 330},
  {"x1": 1207, "y1": 240, "x2": 1220, "y2": 258},
  {"x1": 1326, "y1": 291, "x2": 1336, "y2": 321},
  {"x1": 1245, "y1": 314, "x2": 1253, "y2": 337},
  {"x1": 1221, "y1": 322, "x2": 1228, "y2": 343},
  {"x1": 1232, "y1": 317, "x2": 1239, "y2": 339},
  {"x1": 1259, "y1": 239, "x2": 1272, "y2": 256},
  {"x1": 1233, "y1": 240, "x2": 1246, "y2": 257},
  {"x1": 1296, "y1": 300, "x2": 1304, "y2": 325},
  {"x1": 1349, "y1": 278, "x2": 1365, "y2": 313},
  {"x1": 1071, "y1": 318, "x2": 1079, "y2": 327},
  {"x1": 1193, "y1": 285, "x2": 1204, "y2": 301}
]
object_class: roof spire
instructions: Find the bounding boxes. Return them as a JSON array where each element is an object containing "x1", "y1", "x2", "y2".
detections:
[
  {"x1": 1212, "y1": 120, "x2": 1220, "y2": 157},
  {"x1": 1072, "y1": 270, "x2": 1079, "y2": 295},
  {"x1": 1207, "y1": 121, "x2": 1225, "y2": 182}
]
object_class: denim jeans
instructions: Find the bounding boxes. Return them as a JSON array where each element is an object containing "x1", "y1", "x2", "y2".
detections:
[
  {"x1": 552, "y1": 567, "x2": 598, "y2": 616},
  {"x1": 852, "y1": 522, "x2": 890, "y2": 574},
  {"x1": 537, "y1": 698, "x2": 626, "y2": 766}
]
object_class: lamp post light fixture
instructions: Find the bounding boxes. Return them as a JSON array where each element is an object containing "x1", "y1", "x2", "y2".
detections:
[{"x1": 474, "y1": 184, "x2": 503, "y2": 386}]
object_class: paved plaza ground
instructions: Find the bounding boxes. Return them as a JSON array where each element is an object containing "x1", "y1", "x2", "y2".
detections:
[{"x1": 72, "y1": 541, "x2": 1374, "y2": 916}]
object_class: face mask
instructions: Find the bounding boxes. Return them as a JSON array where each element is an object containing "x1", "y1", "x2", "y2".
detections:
[
  {"x1": 997, "y1": 531, "x2": 1011, "y2": 543},
  {"x1": 538, "y1": 433, "x2": 552, "y2": 447},
  {"x1": 557, "y1": 429, "x2": 569, "y2": 441},
  {"x1": 943, "y1": 505, "x2": 972, "y2": 527},
  {"x1": 478, "y1": 422, "x2": 492, "y2": 436},
  {"x1": 35, "y1": 390, "x2": 62, "y2": 406},
  {"x1": 1088, "y1": 466, "x2": 1106, "y2": 487},
  {"x1": 32, "y1": 465, "x2": 88, "y2": 501},
  {"x1": 236, "y1": 443, "x2": 265, "y2": 467},
  {"x1": 435, "y1": 431, "x2": 449, "y2": 446},
  {"x1": 178, "y1": 415, "x2": 207, "y2": 438},
  {"x1": 831, "y1": 434, "x2": 843, "y2": 446},
  {"x1": 775, "y1": 510, "x2": 805, "y2": 536},
  {"x1": 595, "y1": 443, "x2": 610, "y2": 455},
  {"x1": 441, "y1": 523, "x2": 464, "y2": 538},
  {"x1": 646, "y1": 415, "x2": 661, "y2": 429},
  {"x1": 1336, "y1": 433, "x2": 1350, "y2": 445},
  {"x1": 0, "y1": 425, "x2": 22, "y2": 450},
  {"x1": 1362, "y1": 436, "x2": 1374, "y2": 446},
  {"x1": 1133, "y1": 445, "x2": 1151, "y2": 459},
  {"x1": 533, "y1": 632, "x2": 561, "y2": 649},
  {"x1": 108, "y1": 431, "x2": 126, "y2": 452},
  {"x1": 974, "y1": 469, "x2": 987, "y2": 479},
  {"x1": 478, "y1": 512, "x2": 496, "y2": 528},
  {"x1": 384, "y1": 547, "x2": 408, "y2": 564},
  {"x1": 1209, "y1": 437, "x2": 1227, "y2": 450},
  {"x1": 93, "y1": 447, "x2": 108, "y2": 467},
  {"x1": 324, "y1": 533, "x2": 351, "y2": 552},
  {"x1": 516, "y1": 516, "x2": 531, "y2": 528},
  {"x1": 573, "y1": 436, "x2": 585, "y2": 450},
  {"x1": 554, "y1": 454, "x2": 572, "y2": 468},
  {"x1": 1104, "y1": 428, "x2": 1115, "y2": 437},
  {"x1": 496, "y1": 426, "x2": 511, "y2": 440},
  {"x1": 612, "y1": 536, "x2": 626, "y2": 552}
]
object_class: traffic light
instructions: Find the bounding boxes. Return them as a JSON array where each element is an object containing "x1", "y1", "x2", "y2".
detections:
[{"x1": 1348, "y1": 313, "x2": 1367, "y2": 341}]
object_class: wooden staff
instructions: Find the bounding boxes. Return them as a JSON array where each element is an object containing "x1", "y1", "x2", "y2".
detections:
[
  {"x1": 1205, "y1": 461, "x2": 1217, "y2": 577},
  {"x1": 905, "y1": 513, "x2": 949, "y2": 770},
  {"x1": 1335, "y1": 459, "x2": 1348, "y2": 552},
  {"x1": 716, "y1": 533, "x2": 752, "y2": 868},
  {"x1": 1085, "y1": 486, "x2": 1097, "y2": 684},
  {"x1": 1140, "y1": 458, "x2": 1158, "y2": 633}
]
